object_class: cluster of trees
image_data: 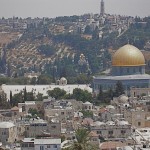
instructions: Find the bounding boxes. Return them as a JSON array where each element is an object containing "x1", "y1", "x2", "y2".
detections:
[
  {"x1": 96, "y1": 81, "x2": 125, "y2": 104},
  {"x1": 10, "y1": 87, "x2": 45, "y2": 107},
  {"x1": 0, "y1": 74, "x2": 93, "y2": 85},
  {"x1": 0, "y1": 80, "x2": 125, "y2": 109},
  {"x1": 80, "y1": 110, "x2": 93, "y2": 118},
  {"x1": 114, "y1": 16, "x2": 150, "y2": 50},
  {"x1": 47, "y1": 87, "x2": 92, "y2": 102},
  {"x1": 7, "y1": 87, "x2": 92, "y2": 108},
  {"x1": 0, "y1": 75, "x2": 53, "y2": 85},
  {"x1": 38, "y1": 44, "x2": 56, "y2": 57},
  {"x1": 28, "y1": 108, "x2": 44, "y2": 118},
  {"x1": 55, "y1": 15, "x2": 80, "y2": 23},
  {"x1": 52, "y1": 33, "x2": 109, "y2": 74},
  {"x1": 47, "y1": 81, "x2": 124, "y2": 104},
  {"x1": 0, "y1": 94, "x2": 10, "y2": 109}
]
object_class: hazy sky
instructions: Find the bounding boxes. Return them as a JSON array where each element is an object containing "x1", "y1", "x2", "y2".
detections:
[{"x1": 0, "y1": 0, "x2": 149, "y2": 18}]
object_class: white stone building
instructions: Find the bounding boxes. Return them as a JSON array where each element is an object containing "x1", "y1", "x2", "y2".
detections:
[
  {"x1": 21, "y1": 138, "x2": 61, "y2": 150},
  {"x1": 0, "y1": 122, "x2": 17, "y2": 145},
  {"x1": 90, "y1": 120, "x2": 131, "y2": 140}
]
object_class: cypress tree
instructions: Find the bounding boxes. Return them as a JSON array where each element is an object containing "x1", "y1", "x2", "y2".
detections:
[
  {"x1": 114, "y1": 81, "x2": 125, "y2": 97},
  {"x1": 10, "y1": 90, "x2": 13, "y2": 106},
  {"x1": 97, "y1": 86, "x2": 104, "y2": 102},
  {"x1": 24, "y1": 87, "x2": 27, "y2": 102}
]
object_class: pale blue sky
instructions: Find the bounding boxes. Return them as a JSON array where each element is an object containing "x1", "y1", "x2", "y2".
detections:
[{"x1": 0, "y1": 0, "x2": 149, "y2": 18}]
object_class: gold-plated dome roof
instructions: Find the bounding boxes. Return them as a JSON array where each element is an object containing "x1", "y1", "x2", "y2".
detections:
[{"x1": 112, "y1": 44, "x2": 145, "y2": 66}]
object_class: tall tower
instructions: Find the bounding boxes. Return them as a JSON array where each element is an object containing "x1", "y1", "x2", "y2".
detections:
[{"x1": 100, "y1": 0, "x2": 105, "y2": 17}]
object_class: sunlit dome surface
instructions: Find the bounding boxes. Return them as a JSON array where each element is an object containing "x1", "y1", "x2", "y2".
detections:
[{"x1": 112, "y1": 44, "x2": 145, "y2": 67}]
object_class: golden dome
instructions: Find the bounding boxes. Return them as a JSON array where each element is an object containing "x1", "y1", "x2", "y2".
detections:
[{"x1": 112, "y1": 44, "x2": 145, "y2": 66}]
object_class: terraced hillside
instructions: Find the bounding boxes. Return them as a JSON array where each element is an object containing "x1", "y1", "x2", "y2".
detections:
[{"x1": 6, "y1": 37, "x2": 76, "y2": 77}]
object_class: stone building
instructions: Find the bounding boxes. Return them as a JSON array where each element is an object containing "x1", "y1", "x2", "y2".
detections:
[
  {"x1": 0, "y1": 122, "x2": 17, "y2": 145},
  {"x1": 90, "y1": 120, "x2": 131, "y2": 140},
  {"x1": 82, "y1": 101, "x2": 94, "y2": 111},
  {"x1": 21, "y1": 138, "x2": 61, "y2": 150},
  {"x1": 24, "y1": 118, "x2": 61, "y2": 138},
  {"x1": 45, "y1": 107, "x2": 74, "y2": 122}
]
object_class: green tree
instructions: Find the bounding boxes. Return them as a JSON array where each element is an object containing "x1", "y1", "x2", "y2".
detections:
[
  {"x1": 76, "y1": 74, "x2": 92, "y2": 84},
  {"x1": 12, "y1": 92, "x2": 23, "y2": 106},
  {"x1": 10, "y1": 90, "x2": 13, "y2": 106},
  {"x1": 97, "y1": 86, "x2": 104, "y2": 101},
  {"x1": 37, "y1": 75, "x2": 52, "y2": 84},
  {"x1": 24, "y1": 87, "x2": 27, "y2": 102},
  {"x1": 30, "y1": 77, "x2": 37, "y2": 84},
  {"x1": 107, "y1": 88, "x2": 114, "y2": 100},
  {"x1": 84, "y1": 25, "x2": 92, "y2": 34},
  {"x1": 38, "y1": 44, "x2": 56, "y2": 57},
  {"x1": 80, "y1": 110, "x2": 93, "y2": 118},
  {"x1": 35, "y1": 93, "x2": 44, "y2": 101},
  {"x1": 26, "y1": 91, "x2": 35, "y2": 101},
  {"x1": 92, "y1": 26, "x2": 99, "y2": 40},
  {"x1": 61, "y1": 135, "x2": 66, "y2": 143},
  {"x1": 47, "y1": 88, "x2": 66, "y2": 99},
  {"x1": 114, "y1": 81, "x2": 125, "y2": 97},
  {"x1": 73, "y1": 88, "x2": 92, "y2": 102},
  {"x1": 0, "y1": 92, "x2": 10, "y2": 109},
  {"x1": 28, "y1": 108, "x2": 39, "y2": 117}
]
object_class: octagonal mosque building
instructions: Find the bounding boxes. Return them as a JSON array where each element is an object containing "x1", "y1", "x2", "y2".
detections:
[{"x1": 93, "y1": 44, "x2": 150, "y2": 94}]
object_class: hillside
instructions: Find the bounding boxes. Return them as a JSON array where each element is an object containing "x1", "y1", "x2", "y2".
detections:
[{"x1": 0, "y1": 15, "x2": 150, "y2": 78}]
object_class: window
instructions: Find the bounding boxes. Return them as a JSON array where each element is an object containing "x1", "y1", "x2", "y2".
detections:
[
  {"x1": 29, "y1": 143, "x2": 34, "y2": 147},
  {"x1": 127, "y1": 68, "x2": 129, "y2": 73},
  {"x1": 22, "y1": 143, "x2": 28, "y2": 147},
  {"x1": 53, "y1": 145, "x2": 57, "y2": 148},
  {"x1": 121, "y1": 130, "x2": 126, "y2": 134},
  {"x1": 98, "y1": 113, "x2": 101, "y2": 117},
  {"x1": 22, "y1": 106, "x2": 25, "y2": 112},
  {"x1": 108, "y1": 131, "x2": 113, "y2": 135},
  {"x1": 40, "y1": 146, "x2": 44, "y2": 150},
  {"x1": 97, "y1": 131, "x2": 101, "y2": 134},
  {"x1": 139, "y1": 67, "x2": 142, "y2": 73},
  {"x1": 61, "y1": 112, "x2": 64, "y2": 115},
  {"x1": 47, "y1": 145, "x2": 51, "y2": 148},
  {"x1": 51, "y1": 125, "x2": 56, "y2": 128},
  {"x1": 138, "y1": 122, "x2": 141, "y2": 126}
]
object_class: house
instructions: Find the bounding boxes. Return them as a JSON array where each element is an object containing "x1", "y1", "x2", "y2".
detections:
[
  {"x1": 45, "y1": 107, "x2": 74, "y2": 122},
  {"x1": 18, "y1": 101, "x2": 37, "y2": 114},
  {"x1": 34, "y1": 139, "x2": 61, "y2": 150},
  {"x1": 88, "y1": 131, "x2": 100, "y2": 146},
  {"x1": 82, "y1": 101, "x2": 94, "y2": 110},
  {"x1": 98, "y1": 107, "x2": 113, "y2": 122},
  {"x1": 21, "y1": 138, "x2": 61, "y2": 150},
  {"x1": 24, "y1": 118, "x2": 61, "y2": 138},
  {"x1": 0, "y1": 122, "x2": 17, "y2": 145},
  {"x1": 24, "y1": 118, "x2": 48, "y2": 138},
  {"x1": 100, "y1": 141, "x2": 126, "y2": 150},
  {"x1": 90, "y1": 120, "x2": 131, "y2": 141}
]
